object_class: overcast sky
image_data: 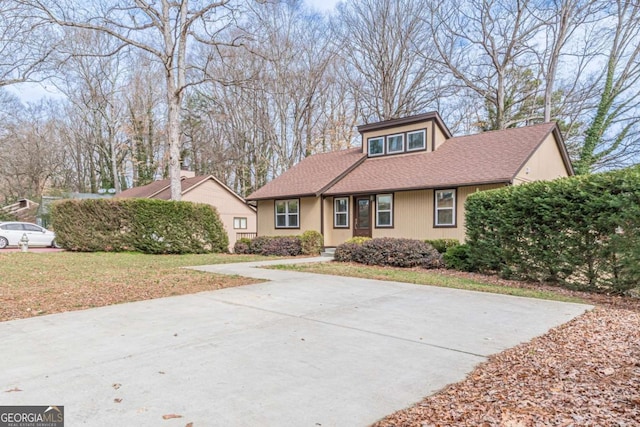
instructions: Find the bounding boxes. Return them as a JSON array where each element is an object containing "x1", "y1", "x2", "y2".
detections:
[{"x1": 305, "y1": 0, "x2": 341, "y2": 13}]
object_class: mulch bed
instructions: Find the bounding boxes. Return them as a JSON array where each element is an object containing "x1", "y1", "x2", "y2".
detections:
[{"x1": 374, "y1": 271, "x2": 640, "y2": 426}]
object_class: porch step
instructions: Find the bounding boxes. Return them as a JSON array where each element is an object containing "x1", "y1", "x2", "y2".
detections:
[{"x1": 321, "y1": 247, "x2": 335, "y2": 257}]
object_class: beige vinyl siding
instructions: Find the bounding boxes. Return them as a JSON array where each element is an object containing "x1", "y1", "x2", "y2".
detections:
[
  {"x1": 256, "y1": 197, "x2": 321, "y2": 237},
  {"x1": 370, "y1": 184, "x2": 506, "y2": 243},
  {"x1": 183, "y1": 181, "x2": 256, "y2": 251},
  {"x1": 513, "y1": 133, "x2": 570, "y2": 184},
  {"x1": 433, "y1": 124, "x2": 448, "y2": 150},
  {"x1": 323, "y1": 196, "x2": 353, "y2": 247},
  {"x1": 362, "y1": 121, "x2": 434, "y2": 154}
]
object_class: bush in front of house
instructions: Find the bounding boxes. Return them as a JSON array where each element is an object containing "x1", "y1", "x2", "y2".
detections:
[
  {"x1": 235, "y1": 235, "x2": 304, "y2": 256},
  {"x1": 233, "y1": 237, "x2": 252, "y2": 254},
  {"x1": 425, "y1": 238, "x2": 460, "y2": 254},
  {"x1": 300, "y1": 230, "x2": 323, "y2": 255},
  {"x1": 443, "y1": 244, "x2": 474, "y2": 271},
  {"x1": 464, "y1": 165, "x2": 640, "y2": 294},
  {"x1": 344, "y1": 236, "x2": 372, "y2": 245},
  {"x1": 334, "y1": 236, "x2": 371, "y2": 262},
  {"x1": 51, "y1": 198, "x2": 228, "y2": 254},
  {"x1": 335, "y1": 237, "x2": 442, "y2": 269}
]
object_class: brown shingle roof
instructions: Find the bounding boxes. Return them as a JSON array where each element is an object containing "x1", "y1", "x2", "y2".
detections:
[
  {"x1": 117, "y1": 175, "x2": 242, "y2": 201},
  {"x1": 151, "y1": 176, "x2": 211, "y2": 200},
  {"x1": 325, "y1": 122, "x2": 560, "y2": 195},
  {"x1": 117, "y1": 179, "x2": 171, "y2": 199},
  {"x1": 246, "y1": 147, "x2": 366, "y2": 200}
]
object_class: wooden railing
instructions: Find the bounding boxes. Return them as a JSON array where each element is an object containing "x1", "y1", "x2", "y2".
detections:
[{"x1": 236, "y1": 232, "x2": 257, "y2": 240}]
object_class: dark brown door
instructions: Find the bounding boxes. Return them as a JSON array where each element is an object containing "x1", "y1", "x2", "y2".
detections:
[{"x1": 354, "y1": 196, "x2": 372, "y2": 237}]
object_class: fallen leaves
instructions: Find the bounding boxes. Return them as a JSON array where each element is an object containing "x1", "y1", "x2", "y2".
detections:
[
  {"x1": 4, "y1": 387, "x2": 22, "y2": 393},
  {"x1": 162, "y1": 414, "x2": 183, "y2": 420},
  {"x1": 374, "y1": 307, "x2": 640, "y2": 426},
  {"x1": 0, "y1": 252, "x2": 260, "y2": 322}
]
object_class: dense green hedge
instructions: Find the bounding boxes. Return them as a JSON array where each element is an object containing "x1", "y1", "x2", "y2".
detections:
[
  {"x1": 51, "y1": 198, "x2": 228, "y2": 254},
  {"x1": 465, "y1": 166, "x2": 640, "y2": 293},
  {"x1": 233, "y1": 231, "x2": 324, "y2": 256}
]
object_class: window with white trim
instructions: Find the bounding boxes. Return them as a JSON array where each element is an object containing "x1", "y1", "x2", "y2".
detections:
[
  {"x1": 368, "y1": 137, "x2": 384, "y2": 156},
  {"x1": 233, "y1": 217, "x2": 247, "y2": 229},
  {"x1": 334, "y1": 197, "x2": 349, "y2": 228},
  {"x1": 407, "y1": 130, "x2": 426, "y2": 151},
  {"x1": 435, "y1": 189, "x2": 456, "y2": 226},
  {"x1": 376, "y1": 194, "x2": 393, "y2": 227},
  {"x1": 275, "y1": 199, "x2": 299, "y2": 228},
  {"x1": 386, "y1": 134, "x2": 404, "y2": 153}
]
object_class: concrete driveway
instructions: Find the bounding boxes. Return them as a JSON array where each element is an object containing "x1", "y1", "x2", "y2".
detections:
[{"x1": 0, "y1": 258, "x2": 590, "y2": 426}]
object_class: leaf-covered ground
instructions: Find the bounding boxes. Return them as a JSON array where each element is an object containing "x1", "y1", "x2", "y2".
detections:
[
  {"x1": 374, "y1": 272, "x2": 640, "y2": 427},
  {"x1": 0, "y1": 251, "x2": 267, "y2": 321}
]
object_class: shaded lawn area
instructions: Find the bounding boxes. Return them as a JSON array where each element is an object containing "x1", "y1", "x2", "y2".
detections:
[{"x1": 0, "y1": 251, "x2": 270, "y2": 321}]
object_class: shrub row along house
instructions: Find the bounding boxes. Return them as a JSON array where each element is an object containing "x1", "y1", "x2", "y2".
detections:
[
  {"x1": 117, "y1": 172, "x2": 256, "y2": 251},
  {"x1": 246, "y1": 112, "x2": 574, "y2": 247}
]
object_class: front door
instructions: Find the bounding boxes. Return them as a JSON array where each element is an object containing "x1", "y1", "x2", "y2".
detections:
[{"x1": 354, "y1": 196, "x2": 372, "y2": 237}]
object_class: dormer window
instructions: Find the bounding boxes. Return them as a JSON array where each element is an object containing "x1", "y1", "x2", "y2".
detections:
[
  {"x1": 368, "y1": 137, "x2": 384, "y2": 156},
  {"x1": 387, "y1": 134, "x2": 404, "y2": 153},
  {"x1": 407, "y1": 130, "x2": 426, "y2": 151}
]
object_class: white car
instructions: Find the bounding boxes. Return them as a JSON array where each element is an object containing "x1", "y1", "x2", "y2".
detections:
[{"x1": 0, "y1": 222, "x2": 61, "y2": 249}]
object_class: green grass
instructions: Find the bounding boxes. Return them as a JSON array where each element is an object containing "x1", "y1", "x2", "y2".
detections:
[{"x1": 269, "y1": 261, "x2": 585, "y2": 303}]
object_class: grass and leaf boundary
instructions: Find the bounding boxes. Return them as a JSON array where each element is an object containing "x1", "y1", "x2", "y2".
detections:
[{"x1": 268, "y1": 261, "x2": 587, "y2": 304}]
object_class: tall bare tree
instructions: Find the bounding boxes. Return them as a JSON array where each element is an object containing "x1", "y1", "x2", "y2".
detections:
[
  {"x1": 335, "y1": 0, "x2": 441, "y2": 122},
  {"x1": 430, "y1": 0, "x2": 544, "y2": 130},
  {"x1": 0, "y1": 2, "x2": 56, "y2": 87},
  {"x1": 20, "y1": 0, "x2": 237, "y2": 200}
]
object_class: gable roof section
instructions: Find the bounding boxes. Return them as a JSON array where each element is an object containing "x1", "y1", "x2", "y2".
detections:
[
  {"x1": 357, "y1": 111, "x2": 452, "y2": 138},
  {"x1": 117, "y1": 179, "x2": 170, "y2": 199},
  {"x1": 246, "y1": 147, "x2": 366, "y2": 201},
  {"x1": 325, "y1": 122, "x2": 565, "y2": 195},
  {"x1": 117, "y1": 175, "x2": 253, "y2": 208}
]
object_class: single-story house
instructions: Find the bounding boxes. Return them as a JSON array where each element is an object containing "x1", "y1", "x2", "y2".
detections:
[
  {"x1": 118, "y1": 172, "x2": 256, "y2": 251},
  {"x1": 246, "y1": 112, "x2": 573, "y2": 247}
]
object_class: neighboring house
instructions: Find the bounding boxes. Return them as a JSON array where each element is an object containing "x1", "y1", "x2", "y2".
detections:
[
  {"x1": 1, "y1": 199, "x2": 39, "y2": 223},
  {"x1": 117, "y1": 173, "x2": 256, "y2": 252},
  {"x1": 246, "y1": 112, "x2": 573, "y2": 247}
]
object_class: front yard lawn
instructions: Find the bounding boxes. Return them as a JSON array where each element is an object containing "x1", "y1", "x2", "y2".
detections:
[{"x1": 0, "y1": 252, "x2": 270, "y2": 321}]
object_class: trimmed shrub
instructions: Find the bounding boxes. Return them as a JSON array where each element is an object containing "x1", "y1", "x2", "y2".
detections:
[
  {"x1": 464, "y1": 165, "x2": 640, "y2": 293},
  {"x1": 335, "y1": 237, "x2": 442, "y2": 269},
  {"x1": 334, "y1": 242, "x2": 360, "y2": 262},
  {"x1": 51, "y1": 198, "x2": 228, "y2": 254},
  {"x1": 256, "y1": 236, "x2": 302, "y2": 256},
  {"x1": 425, "y1": 238, "x2": 460, "y2": 254},
  {"x1": 344, "y1": 236, "x2": 372, "y2": 245},
  {"x1": 233, "y1": 238, "x2": 252, "y2": 254},
  {"x1": 443, "y1": 244, "x2": 474, "y2": 271},
  {"x1": 300, "y1": 230, "x2": 323, "y2": 255},
  {"x1": 241, "y1": 235, "x2": 303, "y2": 256}
]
